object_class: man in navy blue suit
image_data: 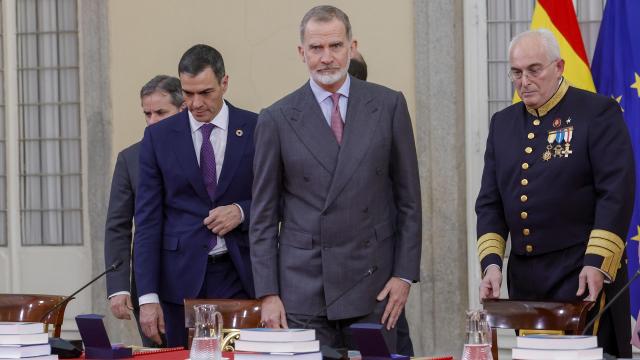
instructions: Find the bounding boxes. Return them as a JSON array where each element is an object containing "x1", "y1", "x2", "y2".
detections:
[
  {"x1": 134, "y1": 44, "x2": 257, "y2": 347},
  {"x1": 105, "y1": 75, "x2": 183, "y2": 347}
]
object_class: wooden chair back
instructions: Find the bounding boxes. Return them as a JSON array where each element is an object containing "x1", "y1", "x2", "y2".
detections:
[
  {"x1": 482, "y1": 299, "x2": 594, "y2": 360},
  {"x1": 0, "y1": 293, "x2": 72, "y2": 337},
  {"x1": 184, "y1": 298, "x2": 261, "y2": 351}
]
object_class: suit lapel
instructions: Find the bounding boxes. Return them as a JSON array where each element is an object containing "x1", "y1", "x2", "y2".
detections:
[
  {"x1": 215, "y1": 102, "x2": 248, "y2": 201},
  {"x1": 323, "y1": 79, "x2": 380, "y2": 210},
  {"x1": 285, "y1": 83, "x2": 339, "y2": 174},
  {"x1": 170, "y1": 110, "x2": 211, "y2": 203}
]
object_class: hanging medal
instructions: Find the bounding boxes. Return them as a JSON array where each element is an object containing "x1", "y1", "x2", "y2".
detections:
[
  {"x1": 553, "y1": 131, "x2": 565, "y2": 158},
  {"x1": 543, "y1": 131, "x2": 555, "y2": 161},
  {"x1": 561, "y1": 127, "x2": 573, "y2": 157}
]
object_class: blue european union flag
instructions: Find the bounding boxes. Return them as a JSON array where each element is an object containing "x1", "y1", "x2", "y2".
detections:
[{"x1": 592, "y1": 0, "x2": 640, "y2": 323}]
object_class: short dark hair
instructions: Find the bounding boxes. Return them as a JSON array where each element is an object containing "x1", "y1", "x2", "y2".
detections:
[
  {"x1": 178, "y1": 44, "x2": 226, "y2": 83},
  {"x1": 139, "y1": 75, "x2": 183, "y2": 108},
  {"x1": 300, "y1": 5, "x2": 352, "y2": 43},
  {"x1": 348, "y1": 57, "x2": 367, "y2": 81}
]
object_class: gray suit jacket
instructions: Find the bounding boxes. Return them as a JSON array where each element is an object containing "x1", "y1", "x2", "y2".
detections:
[
  {"x1": 105, "y1": 142, "x2": 139, "y2": 297},
  {"x1": 250, "y1": 77, "x2": 422, "y2": 320}
]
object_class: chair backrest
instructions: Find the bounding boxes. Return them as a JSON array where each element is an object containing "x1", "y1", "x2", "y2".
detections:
[
  {"x1": 0, "y1": 293, "x2": 72, "y2": 338},
  {"x1": 482, "y1": 299, "x2": 594, "y2": 360},
  {"x1": 184, "y1": 298, "x2": 261, "y2": 351}
]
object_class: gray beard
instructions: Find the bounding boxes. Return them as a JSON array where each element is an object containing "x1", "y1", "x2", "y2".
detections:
[{"x1": 312, "y1": 64, "x2": 349, "y2": 86}]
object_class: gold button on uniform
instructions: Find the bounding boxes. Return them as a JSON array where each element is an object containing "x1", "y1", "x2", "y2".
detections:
[
  {"x1": 523, "y1": 228, "x2": 530, "y2": 236},
  {"x1": 521, "y1": 179, "x2": 528, "y2": 186},
  {"x1": 526, "y1": 244, "x2": 533, "y2": 253},
  {"x1": 525, "y1": 147, "x2": 533, "y2": 154},
  {"x1": 522, "y1": 163, "x2": 529, "y2": 170},
  {"x1": 528, "y1": 132, "x2": 535, "y2": 139},
  {"x1": 520, "y1": 195, "x2": 528, "y2": 202},
  {"x1": 533, "y1": 119, "x2": 541, "y2": 126},
  {"x1": 520, "y1": 211, "x2": 528, "y2": 219}
]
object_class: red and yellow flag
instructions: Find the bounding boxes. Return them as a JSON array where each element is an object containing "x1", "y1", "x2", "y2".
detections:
[{"x1": 514, "y1": 0, "x2": 595, "y2": 102}]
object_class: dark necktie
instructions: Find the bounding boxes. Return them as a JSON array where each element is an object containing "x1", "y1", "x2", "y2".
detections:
[
  {"x1": 330, "y1": 93, "x2": 344, "y2": 145},
  {"x1": 199, "y1": 123, "x2": 217, "y2": 249}
]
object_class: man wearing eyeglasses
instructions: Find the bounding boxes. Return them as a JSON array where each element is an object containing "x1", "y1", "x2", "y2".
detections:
[{"x1": 476, "y1": 29, "x2": 634, "y2": 357}]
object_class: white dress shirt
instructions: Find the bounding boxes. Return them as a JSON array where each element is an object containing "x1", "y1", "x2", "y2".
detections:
[{"x1": 308, "y1": 75, "x2": 350, "y2": 125}]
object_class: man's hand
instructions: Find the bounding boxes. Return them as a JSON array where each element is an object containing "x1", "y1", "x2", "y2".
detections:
[
  {"x1": 479, "y1": 266, "x2": 502, "y2": 300},
  {"x1": 261, "y1": 295, "x2": 288, "y2": 329},
  {"x1": 376, "y1": 277, "x2": 410, "y2": 330},
  {"x1": 203, "y1": 205, "x2": 242, "y2": 237},
  {"x1": 139, "y1": 303, "x2": 165, "y2": 345},
  {"x1": 109, "y1": 294, "x2": 133, "y2": 320},
  {"x1": 576, "y1": 266, "x2": 605, "y2": 301}
]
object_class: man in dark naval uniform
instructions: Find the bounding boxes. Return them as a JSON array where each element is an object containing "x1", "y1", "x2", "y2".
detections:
[{"x1": 476, "y1": 29, "x2": 635, "y2": 357}]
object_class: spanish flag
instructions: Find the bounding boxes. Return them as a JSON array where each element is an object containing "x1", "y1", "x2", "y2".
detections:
[{"x1": 514, "y1": 0, "x2": 595, "y2": 102}]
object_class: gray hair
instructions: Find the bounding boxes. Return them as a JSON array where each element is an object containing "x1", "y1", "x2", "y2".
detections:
[
  {"x1": 299, "y1": 5, "x2": 352, "y2": 43},
  {"x1": 508, "y1": 28, "x2": 561, "y2": 62},
  {"x1": 139, "y1": 75, "x2": 184, "y2": 108}
]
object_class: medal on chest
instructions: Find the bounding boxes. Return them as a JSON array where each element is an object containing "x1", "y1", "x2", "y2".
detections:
[{"x1": 543, "y1": 120, "x2": 573, "y2": 161}]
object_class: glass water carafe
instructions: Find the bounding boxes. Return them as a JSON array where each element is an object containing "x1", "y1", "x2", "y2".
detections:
[
  {"x1": 190, "y1": 304, "x2": 223, "y2": 360},
  {"x1": 461, "y1": 309, "x2": 493, "y2": 360}
]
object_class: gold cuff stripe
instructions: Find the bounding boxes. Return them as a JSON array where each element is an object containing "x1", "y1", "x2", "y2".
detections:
[
  {"x1": 585, "y1": 246, "x2": 616, "y2": 279},
  {"x1": 588, "y1": 238, "x2": 624, "y2": 254},
  {"x1": 477, "y1": 236, "x2": 506, "y2": 254},
  {"x1": 479, "y1": 246, "x2": 505, "y2": 261},
  {"x1": 478, "y1": 239, "x2": 505, "y2": 252},
  {"x1": 587, "y1": 229, "x2": 625, "y2": 280},
  {"x1": 589, "y1": 229, "x2": 625, "y2": 250},
  {"x1": 477, "y1": 233, "x2": 506, "y2": 262}
]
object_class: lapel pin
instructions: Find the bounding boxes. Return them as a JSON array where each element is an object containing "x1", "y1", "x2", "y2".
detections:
[
  {"x1": 235, "y1": 129, "x2": 243, "y2": 137},
  {"x1": 552, "y1": 118, "x2": 561, "y2": 128}
]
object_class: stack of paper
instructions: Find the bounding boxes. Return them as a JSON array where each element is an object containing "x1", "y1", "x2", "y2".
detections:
[
  {"x1": 234, "y1": 328, "x2": 321, "y2": 360},
  {"x1": 512, "y1": 334, "x2": 603, "y2": 360}
]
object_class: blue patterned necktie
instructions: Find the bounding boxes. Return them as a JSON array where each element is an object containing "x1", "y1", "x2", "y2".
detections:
[{"x1": 199, "y1": 123, "x2": 217, "y2": 249}]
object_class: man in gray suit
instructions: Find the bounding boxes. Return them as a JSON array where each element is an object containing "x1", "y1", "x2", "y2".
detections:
[
  {"x1": 104, "y1": 75, "x2": 184, "y2": 346},
  {"x1": 250, "y1": 5, "x2": 422, "y2": 350}
]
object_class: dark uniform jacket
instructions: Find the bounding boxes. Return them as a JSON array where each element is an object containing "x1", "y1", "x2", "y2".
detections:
[
  {"x1": 476, "y1": 80, "x2": 635, "y2": 280},
  {"x1": 476, "y1": 79, "x2": 634, "y2": 280},
  {"x1": 475, "y1": 79, "x2": 635, "y2": 356}
]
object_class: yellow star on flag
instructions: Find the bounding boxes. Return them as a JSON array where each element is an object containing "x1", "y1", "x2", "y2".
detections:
[
  {"x1": 631, "y1": 72, "x2": 640, "y2": 97},
  {"x1": 612, "y1": 95, "x2": 624, "y2": 112},
  {"x1": 632, "y1": 225, "x2": 640, "y2": 242}
]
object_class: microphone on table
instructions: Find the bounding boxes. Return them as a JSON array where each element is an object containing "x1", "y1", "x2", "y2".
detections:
[
  {"x1": 581, "y1": 268, "x2": 640, "y2": 335},
  {"x1": 302, "y1": 266, "x2": 378, "y2": 360},
  {"x1": 42, "y1": 260, "x2": 123, "y2": 358},
  {"x1": 40, "y1": 259, "x2": 124, "y2": 323}
]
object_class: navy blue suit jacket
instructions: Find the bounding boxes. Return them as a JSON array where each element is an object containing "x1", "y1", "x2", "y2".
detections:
[{"x1": 134, "y1": 102, "x2": 257, "y2": 304}]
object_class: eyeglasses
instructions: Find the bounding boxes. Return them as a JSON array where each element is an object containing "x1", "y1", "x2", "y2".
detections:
[{"x1": 508, "y1": 60, "x2": 557, "y2": 81}]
